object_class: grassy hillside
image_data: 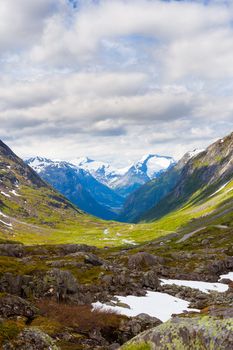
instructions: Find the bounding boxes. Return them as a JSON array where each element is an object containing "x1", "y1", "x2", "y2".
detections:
[
  {"x1": 1, "y1": 135, "x2": 233, "y2": 248},
  {"x1": 140, "y1": 132, "x2": 233, "y2": 222}
]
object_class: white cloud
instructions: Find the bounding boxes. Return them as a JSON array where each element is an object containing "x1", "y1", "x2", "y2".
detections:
[{"x1": 0, "y1": 0, "x2": 233, "y2": 165}]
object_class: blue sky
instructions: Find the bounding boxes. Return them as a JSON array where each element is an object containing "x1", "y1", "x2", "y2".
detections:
[{"x1": 0, "y1": 0, "x2": 233, "y2": 166}]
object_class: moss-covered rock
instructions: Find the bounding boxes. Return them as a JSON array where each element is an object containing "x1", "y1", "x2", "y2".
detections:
[
  {"x1": 3, "y1": 327, "x2": 59, "y2": 350},
  {"x1": 0, "y1": 294, "x2": 38, "y2": 319},
  {"x1": 122, "y1": 316, "x2": 233, "y2": 350}
]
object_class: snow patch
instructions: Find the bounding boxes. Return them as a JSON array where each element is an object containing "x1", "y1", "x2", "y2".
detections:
[
  {"x1": 122, "y1": 239, "x2": 137, "y2": 246},
  {"x1": 160, "y1": 278, "x2": 228, "y2": 293},
  {"x1": 209, "y1": 181, "x2": 231, "y2": 198},
  {"x1": 187, "y1": 149, "x2": 204, "y2": 159},
  {"x1": 0, "y1": 219, "x2": 12, "y2": 229},
  {"x1": 93, "y1": 291, "x2": 199, "y2": 322},
  {"x1": 219, "y1": 272, "x2": 233, "y2": 281},
  {"x1": 1, "y1": 191, "x2": 11, "y2": 198},
  {"x1": 10, "y1": 190, "x2": 21, "y2": 197},
  {"x1": 0, "y1": 211, "x2": 8, "y2": 218}
]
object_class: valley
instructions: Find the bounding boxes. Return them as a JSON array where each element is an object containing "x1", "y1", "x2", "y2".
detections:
[{"x1": 0, "y1": 133, "x2": 233, "y2": 349}]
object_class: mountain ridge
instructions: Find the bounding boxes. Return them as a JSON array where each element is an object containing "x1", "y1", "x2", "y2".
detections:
[
  {"x1": 140, "y1": 132, "x2": 233, "y2": 222},
  {"x1": 25, "y1": 157, "x2": 123, "y2": 220}
]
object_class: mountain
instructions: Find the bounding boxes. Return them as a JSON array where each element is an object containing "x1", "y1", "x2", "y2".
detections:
[
  {"x1": 25, "y1": 157, "x2": 124, "y2": 220},
  {"x1": 26, "y1": 154, "x2": 175, "y2": 220},
  {"x1": 140, "y1": 132, "x2": 233, "y2": 223},
  {"x1": 71, "y1": 157, "x2": 125, "y2": 187},
  {"x1": 73, "y1": 154, "x2": 175, "y2": 198},
  {"x1": 109, "y1": 154, "x2": 175, "y2": 197},
  {"x1": 119, "y1": 150, "x2": 203, "y2": 222},
  {"x1": 0, "y1": 140, "x2": 84, "y2": 236}
]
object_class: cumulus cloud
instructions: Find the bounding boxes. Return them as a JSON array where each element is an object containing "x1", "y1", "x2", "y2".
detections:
[{"x1": 0, "y1": 0, "x2": 233, "y2": 165}]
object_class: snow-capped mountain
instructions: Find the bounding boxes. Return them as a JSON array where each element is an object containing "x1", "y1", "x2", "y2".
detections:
[
  {"x1": 71, "y1": 157, "x2": 124, "y2": 186},
  {"x1": 108, "y1": 154, "x2": 175, "y2": 197},
  {"x1": 71, "y1": 154, "x2": 175, "y2": 197},
  {"x1": 130, "y1": 154, "x2": 175, "y2": 180},
  {"x1": 26, "y1": 157, "x2": 124, "y2": 220},
  {"x1": 186, "y1": 149, "x2": 205, "y2": 160},
  {"x1": 26, "y1": 153, "x2": 175, "y2": 219}
]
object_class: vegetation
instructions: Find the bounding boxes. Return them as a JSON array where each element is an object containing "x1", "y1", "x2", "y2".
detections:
[
  {"x1": 122, "y1": 342, "x2": 152, "y2": 350},
  {"x1": 36, "y1": 299, "x2": 125, "y2": 337}
]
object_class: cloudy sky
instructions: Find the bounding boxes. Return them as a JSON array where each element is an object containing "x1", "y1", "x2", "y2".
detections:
[{"x1": 0, "y1": 0, "x2": 233, "y2": 166}]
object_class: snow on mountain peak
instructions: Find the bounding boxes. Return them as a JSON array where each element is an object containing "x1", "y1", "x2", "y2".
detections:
[
  {"x1": 132, "y1": 154, "x2": 175, "y2": 179},
  {"x1": 26, "y1": 153, "x2": 175, "y2": 197},
  {"x1": 187, "y1": 149, "x2": 205, "y2": 159},
  {"x1": 26, "y1": 157, "x2": 53, "y2": 173}
]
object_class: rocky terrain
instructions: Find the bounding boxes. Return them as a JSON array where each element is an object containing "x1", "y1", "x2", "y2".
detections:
[{"x1": 0, "y1": 223, "x2": 233, "y2": 349}]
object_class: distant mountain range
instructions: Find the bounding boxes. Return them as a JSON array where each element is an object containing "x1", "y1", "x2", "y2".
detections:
[
  {"x1": 25, "y1": 136, "x2": 233, "y2": 226},
  {"x1": 1, "y1": 132, "x2": 233, "y2": 241},
  {"x1": 26, "y1": 154, "x2": 175, "y2": 220},
  {"x1": 25, "y1": 157, "x2": 123, "y2": 220},
  {"x1": 72, "y1": 154, "x2": 175, "y2": 197}
]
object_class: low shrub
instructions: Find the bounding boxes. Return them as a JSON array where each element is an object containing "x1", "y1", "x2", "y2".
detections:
[{"x1": 37, "y1": 299, "x2": 125, "y2": 335}]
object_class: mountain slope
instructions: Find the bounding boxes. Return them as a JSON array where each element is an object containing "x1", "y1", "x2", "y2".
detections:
[
  {"x1": 72, "y1": 154, "x2": 175, "y2": 198},
  {"x1": 141, "y1": 132, "x2": 233, "y2": 222},
  {"x1": 26, "y1": 157, "x2": 123, "y2": 220},
  {"x1": 0, "y1": 140, "x2": 86, "y2": 235},
  {"x1": 110, "y1": 154, "x2": 175, "y2": 197},
  {"x1": 118, "y1": 154, "x2": 188, "y2": 222},
  {"x1": 0, "y1": 139, "x2": 165, "y2": 247}
]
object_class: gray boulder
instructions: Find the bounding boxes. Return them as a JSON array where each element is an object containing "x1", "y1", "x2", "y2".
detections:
[
  {"x1": 128, "y1": 252, "x2": 163, "y2": 270},
  {"x1": 121, "y1": 316, "x2": 233, "y2": 349},
  {"x1": 0, "y1": 294, "x2": 38, "y2": 319},
  {"x1": 3, "y1": 328, "x2": 59, "y2": 350}
]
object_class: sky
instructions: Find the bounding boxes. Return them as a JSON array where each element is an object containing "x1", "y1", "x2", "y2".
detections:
[{"x1": 0, "y1": 0, "x2": 233, "y2": 167}]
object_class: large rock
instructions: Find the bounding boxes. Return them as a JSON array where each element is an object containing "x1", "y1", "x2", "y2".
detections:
[
  {"x1": 3, "y1": 328, "x2": 59, "y2": 350},
  {"x1": 84, "y1": 253, "x2": 105, "y2": 266},
  {"x1": 0, "y1": 244, "x2": 25, "y2": 258},
  {"x1": 142, "y1": 269, "x2": 160, "y2": 290},
  {"x1": 0, "y1": 294, "x2": 38, "y2": 319},
  {"x1": 120, "y1": 314, "x2": 162, "y2": 337},
  {"x1": 122, "y1": 316, "x2": 233, "y2": 349},
  {"x1": 44, "y1": 268, "x2": 79, "y2": 301},
  {"x1": 0, "y1": 273, "x2": 33, "y2": 297},
  {"x1": 0, "y1": 269, "x2": 79, "y2": 301},
  {"x1": 128, "y1": 253, "x2": 163, "y2": 270}
]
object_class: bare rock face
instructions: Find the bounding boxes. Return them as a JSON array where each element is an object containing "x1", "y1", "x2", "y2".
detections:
[{"x1": 122, "y1": 316, "x2": 233, "y2": 349}]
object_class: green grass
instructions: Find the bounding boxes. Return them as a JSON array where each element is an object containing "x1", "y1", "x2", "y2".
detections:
[{"x1": 1, "y1": 178, "x2": 233, "y2": 248}]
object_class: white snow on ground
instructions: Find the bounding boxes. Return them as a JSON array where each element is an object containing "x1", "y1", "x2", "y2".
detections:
[
  {"x1": 1, "y1": 191, "x2": 11, "y2": 198},
  {"x1": 209, "y1": 181, "x2": 231, "y2": 198},
  {"x1": 0, "y1": 211, "x2": 8, "y2": 218},
  {"x1": 219, "y1": 272, "x2": 233, "y2": 281},
  {"x1": 103, "y1": 229, "x2": 109, "y2": 235},
  {"x1": 160, "y1": 279, "x2": 228, "y2": 293},
  {"x1": 0, "y1": 219, "x2": 12, "y2": 229},
  {"x1": 187, "y1": 149, "x2": 204, "y2": 159},
  {"x1": 122, "y1": 239, "x2": 137, "y2": 246},
  {"x1": 93, "y1": 291, "x2": 199, "y2": 322},
  {"x1": 10, "y1": 190, "x2": 21, "y2": 197}
]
